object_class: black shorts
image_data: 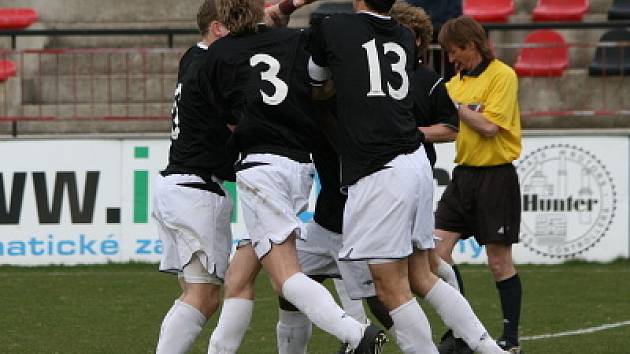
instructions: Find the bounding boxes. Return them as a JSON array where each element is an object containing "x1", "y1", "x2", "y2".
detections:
[{"x1": 435, "y1": 163, "x2": 521, "y2": 245}]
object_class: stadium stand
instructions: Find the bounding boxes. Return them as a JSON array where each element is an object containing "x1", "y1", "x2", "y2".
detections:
[
  {"x1": 0, "y1": 7, "x2": 38, "y2": 29},
  {"x1": 588, "y1": 28, "x2": 630, "y2": 75},
  {"x1": 463, "y1": 0, "x2": 514, "y2": 23},
  {"x1": 1, "y1": 0, "x2": 629, "y2": 136},
  {"x1": 514, "y1": 30, "x2": 568, "y2": 76},
  {"x1": 532, "y1": 0, "x2": 590, "y2": 22},
  {"x1": 608, "y1": 0, "x2": 630, "y2": 19},
  {"x1": 0, "y1": 59, "x2": 16, "y2": 81}
]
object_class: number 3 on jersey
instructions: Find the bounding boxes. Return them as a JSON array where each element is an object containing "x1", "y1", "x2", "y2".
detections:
[
  {"x1": 250, "y1": 54, "x2": 288, "y2": 106},
  {"x1": 362, "y1": 39, "x2": 409, "y2": 100}
]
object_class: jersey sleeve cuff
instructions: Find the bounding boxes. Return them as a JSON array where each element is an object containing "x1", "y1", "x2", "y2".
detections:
[{"x1": 308, "y1": 57, "x2": 331, "y2": 86}]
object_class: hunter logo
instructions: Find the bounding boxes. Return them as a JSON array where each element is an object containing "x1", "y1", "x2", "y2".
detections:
[{"x1": 517, "y1": 144, "x2": 616, "y2": 258}]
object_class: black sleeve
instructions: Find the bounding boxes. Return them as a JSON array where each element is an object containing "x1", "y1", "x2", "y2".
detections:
[
  {"x1": 308, "y1": 17, "x2": 329, "y2": 68},
  {"x1": 431, "y1": 79, "x2": 459, "y2": 130}
]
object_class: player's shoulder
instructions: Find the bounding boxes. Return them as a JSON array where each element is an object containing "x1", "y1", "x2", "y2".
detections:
[
  {"x1": 487, "y1": 59, "x2": 517, "y2": 80},
  {"x1": 413, "y1": 66, "x2": 443, "y2": 92}
]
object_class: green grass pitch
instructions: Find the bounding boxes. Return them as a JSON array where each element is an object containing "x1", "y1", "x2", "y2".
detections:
[{"x1": 1, "y1": 261, "x2": 629, "y2": 353}]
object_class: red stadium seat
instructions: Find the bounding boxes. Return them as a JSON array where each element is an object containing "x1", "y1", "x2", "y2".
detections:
[
  {"x1": 514, "y1": 30, "x2": 568, "y2": 77},
  {"x1": 0, "y1": 8, "x2": 39, "y2": 29},
  {"x1": 0, "y1": 60, "x2": 17, "y2": 81},
  {"x1": 463, "y1": 0, "x2": 514, "y2": 23},
  {"x1": 532, "y1": 0, "x2": 589, "y2": 22}
]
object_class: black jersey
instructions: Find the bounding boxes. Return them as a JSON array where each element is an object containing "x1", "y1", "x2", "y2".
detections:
[
  {"x1": 309, "y1": 12, "x2": 422, "y2": 186},
  {"x1": 164, "y1": 43, "x2": 235, "y2": 182},
  {"x1": 204, "y1": 26, "x2": 318, "y2": 161},
  {"x1": 411, "y1": 66, "x2": 459, "y2": 167}
]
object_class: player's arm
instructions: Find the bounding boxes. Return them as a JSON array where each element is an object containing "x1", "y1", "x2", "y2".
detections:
[
  {"x1": 419, "y1": 124, "x2": 457, "y2": 143},
  {"x1": 456, "y1": 104, "x2": 498, "y2": 138},
  {"x1": 419, "y1": 77, "x2": 459, "y2": 143},
  {"x1": 264, "y1": 0, "x2": 319, "y2": 27},
  {"x1": 307, "y1": 18, "x2": 334, "y2": 100}
]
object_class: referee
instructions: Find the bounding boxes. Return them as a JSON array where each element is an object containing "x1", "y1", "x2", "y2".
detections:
[{"x1": 434, "y1": 16, "x2": 524, "y2": 354}]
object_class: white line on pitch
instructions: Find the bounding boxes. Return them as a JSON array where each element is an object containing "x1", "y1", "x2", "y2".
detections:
[{"x1": 521, "y1": 320, "x2": 630, "y2": 341}]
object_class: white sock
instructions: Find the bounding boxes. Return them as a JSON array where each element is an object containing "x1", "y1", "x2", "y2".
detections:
[
  {"x1": 208, "y1": 298, "x2": 253, "y2": 354},
  {"x1": 156, "y1": 299, "x2": 207, "y2": 354},
  {"x1": 476, "y1": 335, "x2": 508, "y2": 354},
  {"x1": 276, "y1": 309, "x2": 312, "y2": 354},
  {"x1": 436, "y1": 258, "x2": 460, "y2": 292},
  {"x1": 282, "y1": 272, "x2": 365, "y2": 349},
  {"x1": 425, "y1": 279, "x2": 489, "y2": 351},
  {"x1": 390, "y1": 298, "x2": 438, "y2": 354},
  {"x1": 333, "y1": 278, "x2": 368, "y2": 324}
]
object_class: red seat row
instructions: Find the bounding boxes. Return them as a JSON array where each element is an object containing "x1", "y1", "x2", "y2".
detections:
[
  {"x1": 464, "y1": 0, "x2": 590, "y2": 23},
  {"x1": 0, "y1": 8, "x2": 38, "y2": 29},
  {"x1": 0, "y1": 60, "x2": 16, "y2": 81},
  {"x1": 514, "y1": 30, "x2": 569, "y2": 77}
]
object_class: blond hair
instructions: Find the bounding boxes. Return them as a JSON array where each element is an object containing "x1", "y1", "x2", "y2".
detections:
[
  {"x1": 390, "y1": 2, "x2": 433, "y2": 53},
  {"x1": 217, "y1": 0, "x2": 264, "y2": 34}
]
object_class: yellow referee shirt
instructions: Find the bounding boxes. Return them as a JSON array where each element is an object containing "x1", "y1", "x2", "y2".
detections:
[{"x1": 446, "y1": 59, "x2": 521, "y2": 166}]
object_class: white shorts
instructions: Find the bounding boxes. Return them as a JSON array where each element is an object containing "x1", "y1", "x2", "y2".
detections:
[
  {"x1": 152, "y1": 174, "x2": 233, "y2": 281},
  {"x1": 340, "y1": 146, "x2": 435, "y2": 261},
  {"x1": 298, "y1": 222, "x2": 376, "y2": 300},
  {"x1": 236, "y1": 153, "x2": 314, "y2": 259}
]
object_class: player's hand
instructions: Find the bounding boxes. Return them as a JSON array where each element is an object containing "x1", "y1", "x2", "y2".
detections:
[{"x1": 264, "y1": 5, "x2": 291, "y2": 27}]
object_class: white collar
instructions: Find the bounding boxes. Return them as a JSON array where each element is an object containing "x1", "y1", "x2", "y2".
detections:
[
  {"x1": 197, "y1": 42, "x2": 208, "y2": 50},
  {"x1": 358, "y1": 10, "x2": 391, "y2": 20}
]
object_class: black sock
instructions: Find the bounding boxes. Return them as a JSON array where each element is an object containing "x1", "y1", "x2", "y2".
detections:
[
  {"x1": 366, "y1": 296, "x2": 393, "y2": 330},
  {"x1": 452, "y1": 264, "x2": 465, "y2": 295},
  {"x1": 496, "y1": 274, "x2": 522, "y2": 344}
]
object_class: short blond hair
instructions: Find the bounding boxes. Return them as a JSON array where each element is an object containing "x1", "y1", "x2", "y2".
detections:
[
  {"x1": 390, "y1": 2, "x2": 433, "y2": 53},
  {"x1": 218, "y1": 0, "x2": 264, "y2": 34}
]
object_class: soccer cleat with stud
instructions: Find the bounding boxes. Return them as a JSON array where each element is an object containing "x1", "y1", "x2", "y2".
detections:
[
  {"x1": 497, "y1": 337, "x2": 523, "y2": 354},
  {"x1": 342, "y1": 324, "x2": 387, "y2": 354},
  {"x1": 438, "y1": 329, "x2": 456, "y2": 354}
]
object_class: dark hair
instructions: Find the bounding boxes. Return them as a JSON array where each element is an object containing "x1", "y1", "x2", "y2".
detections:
[
  {"x1": 438, "y1": 15, "x2": 494, "y2": 61},
  {"x1": 365, "y1": 0, "x2": 396, "y2": 14},
  {"x1": 197, "y1": 0, "x2": 218, "y2": 35},
  {"x1": 217, "y1": 0, "x2": 264, "y2": 34}
]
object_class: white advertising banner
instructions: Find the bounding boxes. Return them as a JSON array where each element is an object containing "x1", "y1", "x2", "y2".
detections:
[
  {"x1": 1, "y1": 136, "x2": 628, "y2": 265},
  {"x1": 436, "y1": 136, "x2": 629, "y2": 264}
]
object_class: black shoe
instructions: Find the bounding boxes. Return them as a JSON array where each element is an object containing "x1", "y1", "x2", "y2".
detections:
[
  {"x1": 452, "y1": 338, "x2": 474, "y2": 354},
  {"x1": 497, "y1": 337, "x2": 523, "y2": 354},
  {"x1": 342, "y1": 324, "x2": 387, "y2": 354},
  {"x1": 438, "y1": 330, "x2": 456, "y2": 354}
]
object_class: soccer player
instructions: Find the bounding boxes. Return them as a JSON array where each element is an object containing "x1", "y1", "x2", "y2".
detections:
[
  {"x1": 152, "y1": 1, "x2": 231, "y2": 353},
  {"x1": 435, "y1": 16, "x2": 524, "y2": 354},
  {"x1": 308, "y1": 1, "x2": 509, "y2": 353},
  {"x1": 204, "y1": 1, "x2": 385, "y2": 353},
  {"x1": 307, "y1": 0, "x2": 438, "y2": 352}
]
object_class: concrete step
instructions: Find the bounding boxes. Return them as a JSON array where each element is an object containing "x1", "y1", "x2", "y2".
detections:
[
  {"x1": 518, "y1": 68, "x2": 630, "y2": 113},
  {"x1": 21, "y1": 73, "x2": 176, "y2": 104},
  {"x1": 19, "y1": 102, "x2": 171, "y2": 119},
  {"x1": 8, "y1": 117, "x2": 170, "y2": 136},
  {"x1": 20, "y1": 50, "x2": 181, "y2": 75},
  {"x1": 514, "y1": 0, "x2": 614, "y2": 16}
]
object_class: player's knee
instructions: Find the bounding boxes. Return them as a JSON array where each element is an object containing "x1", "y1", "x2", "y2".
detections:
[
  {"x1": 487, "y1": 252, "x2": 515, "y2": 280},
  {"x1": 224, "y1": 272, "x2": 256, "y2": 299},
  {"x1": 183, "y1": 283, "x2": 221, "y2": 318}
]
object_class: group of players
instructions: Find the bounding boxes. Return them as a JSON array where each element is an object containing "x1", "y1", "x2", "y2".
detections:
[{"x1": 152, "y1": 0, "x2": 523, "y2": 353}]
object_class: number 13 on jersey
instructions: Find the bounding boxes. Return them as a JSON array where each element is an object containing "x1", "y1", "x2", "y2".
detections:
[{"x1": 362, "y1": 39, "x2": 409, "y2": 100}]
